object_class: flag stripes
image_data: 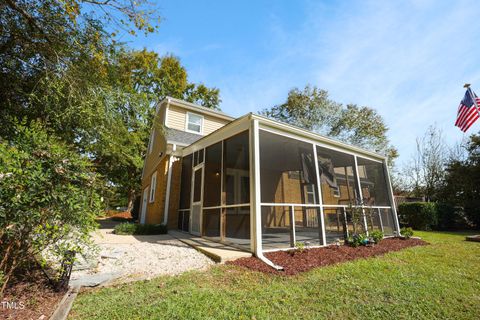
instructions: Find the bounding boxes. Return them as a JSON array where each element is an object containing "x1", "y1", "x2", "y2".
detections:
[{"x1": 455, "y1": 89, "x2": 480, "y2": 133}]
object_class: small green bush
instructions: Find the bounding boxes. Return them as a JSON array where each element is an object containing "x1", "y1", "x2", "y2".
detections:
[
  {"x1": 398, "y1": 202, "x2": 437, "y2": 230},
  {"x1": 369, "y1": 230, "x2": 384, "y2": 243},
  {"x1": 114, "y1": 223, "x2": 167, "y2": 235},
  {"x1": 400, "y1": 227, "x2": 414, "y2": 239},
  {"x1": 347, "y1": 233, "x2": 368, "y2": 247}
]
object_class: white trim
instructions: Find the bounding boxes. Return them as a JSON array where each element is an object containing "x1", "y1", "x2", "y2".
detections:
[
  {"x1": 148, "y1": 129, "x2": 155, "y2": 154},
  {"x1": 185, "y1": 112, "x2": 204, "y2": 135},
  {"x1": 149, "y1": 171, "x2": 157, "y2": 203},
  {"x1": 384, "y1": 159, "x2": 401, "y2": 234},
  {"x1": 354, "y1": 155, "x2": 369, "y2": 235},
  {"x1": 251, "y1": 119, "x2": 283, "y2": 270},
  {"x1": 159, "y1": 96, "x2": 235, "y2": 121},
  {"x1": 190, "y1": 164, "x2": 204, "y2": 235},
  {"x1": 164, "y1": 99, "x2": 170, "y2": 126},
  {"x1": 203, "y1": 203, "x2": 250, "y2": 210},
  {"x1": 313, "y1": 143, "x2": 327, "y2": 245},
  {"x1": 163, "y1": 154, "x2": 175, "y2": 225},
  {"x1": 140, "y1": 187, "x2": 149, "y2": 224}
]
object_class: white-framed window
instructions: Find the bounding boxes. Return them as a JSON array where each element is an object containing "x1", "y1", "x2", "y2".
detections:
[
  {"x1": 186, "y1": 112, "x2": 203, "y2": 134},
  {"x1": 148, "y1": 129, "x2": 155, "y2": 154},
  {"x1": 149, "y1": 171, "x2": 157, "y2": 202}
]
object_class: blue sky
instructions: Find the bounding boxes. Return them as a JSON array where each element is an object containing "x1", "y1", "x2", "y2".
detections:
[{"x1": 123, "y1": 0, "x2": 480, "y2": 167}]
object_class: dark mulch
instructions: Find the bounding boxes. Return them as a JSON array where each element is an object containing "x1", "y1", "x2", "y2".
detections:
[
  {"x1": 229, "y1": 238, "x2": 428, "y2": 276},
  {"x1": 1, "y1": 268, "x2": 66, "y2": 320}
]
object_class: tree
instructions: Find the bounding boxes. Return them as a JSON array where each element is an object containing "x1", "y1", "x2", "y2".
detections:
[
  {"x1": 0, "y1": 121, "x2": 102, "y2": 295},
  {"x1": 404, "y1": 125, "x2": 447, "y2": 201},
  {"x1": 440, "y1": 134, "x2": 480, "y2": 228},
  {"x1": 261, "y1": 85, "x2": 397, "y2": 161},
  {"x1": 1, "y1": 1, "x2": 221, "y2": 211}
]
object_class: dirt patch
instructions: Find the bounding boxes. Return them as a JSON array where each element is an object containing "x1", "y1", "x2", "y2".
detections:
[
  {"x1": 1, "y1": 269, "x2": 65, "y2": 320},
  {"x1": 229, "y1": 238, "x2": 427, "y2": 275}
]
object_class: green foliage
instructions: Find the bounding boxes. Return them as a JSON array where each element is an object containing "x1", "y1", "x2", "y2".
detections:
[
  {"x1": 0, "y1": 121, "x2": 102, "y2": 295},
  {"x1": 369, "y1": 230, "x2": 384, "y2": 244},
  {"x1": 346, "y1": 233, "x2": 369, "y2": 247},
  {"x1": 439, "y1": 134, "x2": 480, "y2": 229},
  {"x1": 114, "y1": 223, "x2": 167, "y2": 235},
  {"x1": 294, "y1": 241, "x2": 306, "y2": 252},
  {"x1": 398, "y1": 202, "x2": 438, "y2": 230},
  {"x1": 400, "y1": 227, "x2": 414, "y2": 239},
  {"x1": 261, "y1": 85, "x2": 397, "y2": 161}
]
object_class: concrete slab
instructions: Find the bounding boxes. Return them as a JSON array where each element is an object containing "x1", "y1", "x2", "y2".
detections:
[{"x1": 169, "y1": 231, "x2": 252, "y2": 263}]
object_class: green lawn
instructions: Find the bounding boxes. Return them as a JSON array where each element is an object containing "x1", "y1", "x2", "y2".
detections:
[{"x1": 70, "y1": 231, "x2": 480, "y2": 319}]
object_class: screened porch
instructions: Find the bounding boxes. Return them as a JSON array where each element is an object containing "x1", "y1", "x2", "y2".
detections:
[{"x1": 176, "y1": 115, "x2": 399, "y2": 254}]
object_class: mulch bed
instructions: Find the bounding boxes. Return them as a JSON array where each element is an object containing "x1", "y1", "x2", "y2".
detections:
[
  {"x1": 228, "y1": 238, "x2": 428, "y2": 276},
  {"x1": 1, "y1": 269, "x2": 66, "y2": 320}
]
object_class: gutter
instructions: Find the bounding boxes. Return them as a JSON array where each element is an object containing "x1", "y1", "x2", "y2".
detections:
[
  {"x1": 251, "y1": 117, "x2": 283, "y2": 271},
  {"x1": 163, "y1": 144, "x2": 176, "y2": 226}
]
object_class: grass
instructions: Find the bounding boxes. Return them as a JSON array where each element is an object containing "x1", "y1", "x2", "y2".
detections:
[
  {"x1": 70, "y1": 231, "x2": 480, "y2": 319},
  {"x1": 113, "y1": 222, "x2": 167, "y2": 235}
]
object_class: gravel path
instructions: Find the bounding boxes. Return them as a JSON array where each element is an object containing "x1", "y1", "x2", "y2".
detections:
[{"x1": 70, "y1": 225, "x2": 214, "y2": 287}]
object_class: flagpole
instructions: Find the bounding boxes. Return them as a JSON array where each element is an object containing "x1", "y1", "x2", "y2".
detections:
[{"x1": 464, "y1": 83, "x2": 480, "y2": 118}]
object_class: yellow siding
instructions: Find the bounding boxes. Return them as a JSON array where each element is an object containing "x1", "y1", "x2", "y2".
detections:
[{"x1": 166, "y1": 105, "x2": 229, "y2": 135}]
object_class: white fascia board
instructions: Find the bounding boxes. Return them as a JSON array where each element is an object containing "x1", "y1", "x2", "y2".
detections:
[
  {"x1": 164, "y1": 96, "x2": 235, "y2": 121},
  {"x1": 251, "y1": 113, "x2": 387, "y2": 161},
  {"x1": 181, "y1": 114, "x2": 252, "y2": 156}
]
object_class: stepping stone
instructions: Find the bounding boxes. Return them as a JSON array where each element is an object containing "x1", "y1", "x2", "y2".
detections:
[{"x1": 69, "y1": 272, "x2": 123, "y2": 287}]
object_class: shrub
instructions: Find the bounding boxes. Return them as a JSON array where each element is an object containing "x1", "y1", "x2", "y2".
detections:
[
  {"x1": 0, "y1": 121, "x2": 102, "y2": 295},
  {"x1": 398, "y1": 202, "x2": 437, "y2": 230},
  {"x1": 114, "y1": 223, "x2": 167, "y2": 235},
  {"x1": 400, "y1": 227, "x2": 414, "y2": 239},
  {"x1": 369, "y1": 230, "x2": 384, "y2": 244},
  {"x1": 347, "y1": 233, "x2": 368, "y2": 247}
]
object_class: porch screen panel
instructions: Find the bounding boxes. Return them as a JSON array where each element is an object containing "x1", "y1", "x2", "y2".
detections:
[
  {"x1": 225, "y1": 206, "x2": 250, "y2": 247},
  {"x1": 203, "y1": 142, "x2": 222, "y2": 207},
  {"x1": 323, "y1": 207, "x2": 347, "y2": 244},
  {"x1": 259, "y1": 130, "x2": 319, "y2": 204},
  {"x1": 294, "y1": 207, "x2": 323, "y2": 247},
  {"x1": 379, "y1": 208, "x2": 396, "y2": 236},
  {"x1": 223, "y1": 131, "x2": 250, "y2": 205},
  {"x1": 261, "y1": 206, "x2": 292, "y2": 249},
  {"x1": 179, "y1": 154, "x2": 192, "y2": 209},
  {"x1": 356, "y1": 157, "x2": 390, "y2": 206},
  {"x1": 203, "y1": 208, "x2": 221, "y2": 238},
  {"x1": 316, "y1": 146, "x2": 358, "y2": 206}
]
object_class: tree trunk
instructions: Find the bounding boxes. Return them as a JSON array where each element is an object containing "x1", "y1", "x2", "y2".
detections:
[{"x1": 126, "y1": 189, "x2": 136, "y2": 212}]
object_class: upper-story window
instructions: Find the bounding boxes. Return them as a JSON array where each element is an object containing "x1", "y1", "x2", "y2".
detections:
[
  {"x1": 186, "y1": 112, "x2": 203, "y2": 134},
  {"x1": 148, "y1": 129, "x2": 155, "y2": 154}
]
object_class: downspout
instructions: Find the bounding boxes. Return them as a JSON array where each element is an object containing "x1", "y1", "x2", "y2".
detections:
[
  {"x1": 163, "y1": 144, "x2": 176, "y2": 226},
  {"x1": 251, "y1": 118, "x2": 283, "y2": 271}
]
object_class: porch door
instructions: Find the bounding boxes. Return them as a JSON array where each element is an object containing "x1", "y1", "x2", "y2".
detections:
[
  {"x1": 140, "y1": 187, "x2": 148, "y2": 224},
  {"x1": 190, "y1": 165, "x2": 203, "y2": 235}
]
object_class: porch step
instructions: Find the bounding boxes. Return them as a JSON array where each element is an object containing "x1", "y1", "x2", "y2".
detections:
[{"x1": 169, "y1": 231, "x2": 252, "y2": 263}]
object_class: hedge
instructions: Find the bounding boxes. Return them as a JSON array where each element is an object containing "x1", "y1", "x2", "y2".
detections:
[
  {"x1": 398, "y1": 202, "x2": 438, "y2": 230},
  {"x1": 114, "y1": 223, "x2": 168, "y2": 235}
]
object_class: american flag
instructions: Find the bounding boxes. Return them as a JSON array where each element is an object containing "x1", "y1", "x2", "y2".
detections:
[{"x1": 455, "y1": 88, "x2": 480, "y2": 132}]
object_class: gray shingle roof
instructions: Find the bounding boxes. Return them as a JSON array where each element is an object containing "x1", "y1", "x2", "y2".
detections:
[{"x1": 166, "y1": 127, "x2": 203, "y2": 146}]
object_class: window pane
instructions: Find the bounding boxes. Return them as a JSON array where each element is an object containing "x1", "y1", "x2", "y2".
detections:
[
  {"x1": 261, "y1": 206, "x2": 292, "y2": 249},
  {"x1": 356, "y1": 157, "x2": 391, "y2": 206},
  {"x1": 203, "y1": 208, "x2": 220, "y2": 238},
  {"x1": 188, "y1": 123, "x2": 201, "y2": 133},
  {"x1": 316, "y1": 146, "x2": 359, "y2": 206},
  {"x1": 179, "y1": 155, "x2": 192, "y2": 209},
  {"x1": 203, "y1": 142, "x2": 222, "y2": 207},
  {"x1": 188, "y1": 113, "x2": 202, "y2": 125},
  {"x1": 193, "y1": 169, "x2": 202, "y2": 202},
  {"x1": 223, "y1": 131, "x2": 250, "y2": 205},
  {"x1": 259, "y1": 130, "x2": 318, "y2": 204},
  {"x1": 225, "y1": 206, "x2": 250, "y2": 248}
]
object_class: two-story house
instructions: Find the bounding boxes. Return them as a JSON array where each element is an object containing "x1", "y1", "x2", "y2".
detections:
[{"x1": 140, "y1": 97, "x2": 400, "y2": 268}]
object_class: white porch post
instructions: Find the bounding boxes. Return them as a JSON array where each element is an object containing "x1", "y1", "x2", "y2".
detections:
[
  {"x1": 383, "y1": 159, "x2": 401, "y2": 234},
  {"x1": 353, "y1": 155, "x2": 369, "y2": 235},
  {"x1": 250, "y1": 119, "x2": 262, "y2": 255},
  {"x1": 312, "y1": 144, "x2": 327, "y2": 245}
]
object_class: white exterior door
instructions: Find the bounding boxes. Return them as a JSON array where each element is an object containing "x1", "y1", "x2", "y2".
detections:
[
  {"x1": 140, "y1": 187, "x2": 149, "y2": 224},
  {"x1": 190, "y1": 165, "x2": 203, "y2": 235}
]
